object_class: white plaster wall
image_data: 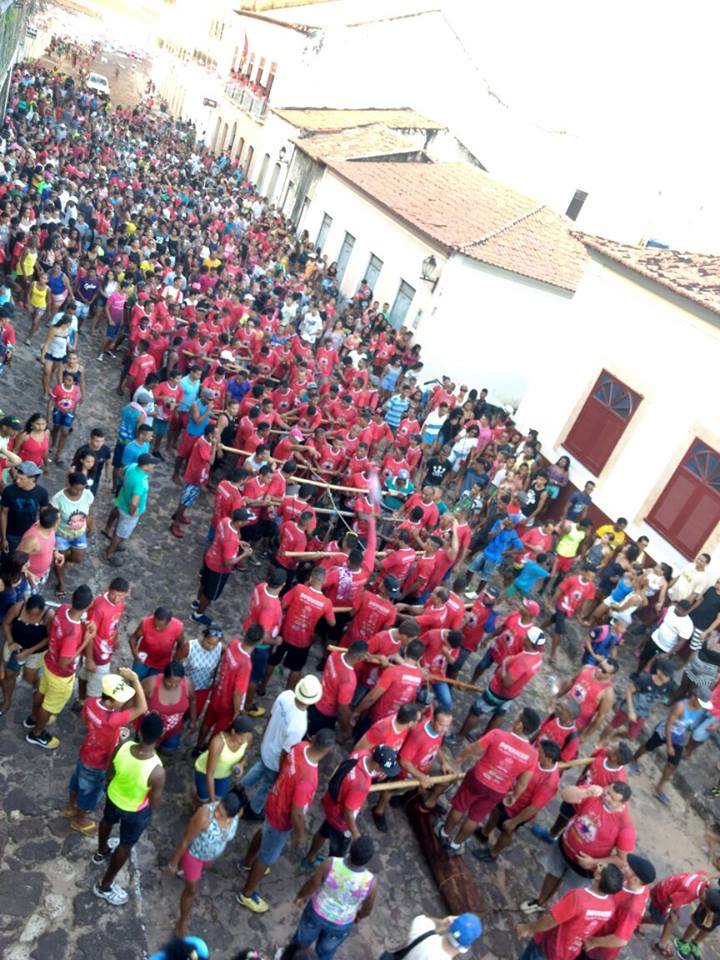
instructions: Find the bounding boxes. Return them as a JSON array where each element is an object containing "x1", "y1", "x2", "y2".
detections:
[
  {"x1": 514, "y1": 256, "x2": 720, "y2": 569},
  {"x1": 302, "y1": 171, "x2": 447, "y2": 324}
]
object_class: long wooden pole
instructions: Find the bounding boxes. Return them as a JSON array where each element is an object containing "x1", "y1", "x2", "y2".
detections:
[
  {"x1": 220, "y1": 443, "x2": 282, "y2": 463},
  {"x1": 558, "y1": 757, "x2": 592, "y2": 770},
  {"x1": 288, "y1": 475, "x2": 368, "y2": 494},
  {"x1": 369, "y1": 772, "x2": 462, "y2": 793},
  {"x1": 324, "y1": 646, "x2": 484, "y2": 692}
]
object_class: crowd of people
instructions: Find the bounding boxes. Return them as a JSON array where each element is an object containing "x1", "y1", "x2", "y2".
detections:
[{"x1": 0, "y1": 58, "x2": 719, "y2": 960}]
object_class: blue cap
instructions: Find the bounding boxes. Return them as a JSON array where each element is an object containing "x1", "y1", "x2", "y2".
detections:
[
  {"x1": 149, "y1": 936, "x2": 210, "y2": 960},
  {"x1": 449, "y1": 914, "x2": 483, "y2": 951}
]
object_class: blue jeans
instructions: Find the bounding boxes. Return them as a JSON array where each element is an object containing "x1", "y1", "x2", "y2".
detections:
[
  {"x1": 240, "y1": 758, "x2": 278, "y2": 815},
  {"x1": 432, "y1": 681, "x2": 453, "y2": 710},
  {"x1": 131, "y1": 660, "x2": 162, "y2": 681},
  {"x1": 690, "y1": 710, "x2": 720, "y2": 744},
  {"x1": 519, "y1": 940, "x2": 545, "y2": 960},
  {"x1": 292, "y1": 901, "x2": 354, "y2": 960},
  {"x1": 69, "y1": 760, "x2": 106, "y2": 812}
]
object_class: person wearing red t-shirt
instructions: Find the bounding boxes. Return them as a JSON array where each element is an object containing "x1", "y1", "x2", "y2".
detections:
[
  {"x1": 67, "y1": 667, "x2": 148, "y2": 834},
  {"x1": 536, "y1": 699, "x2": 582, "y2": 765},
  {"x1": 209, "y1": 469, "x2": 248, "y2": 534},
  {"x1": 126, "y1": 342, "x2": 157, "y2": 394},
  {"x1": 27, "y1": 585, "x2": 97, "y2": 750},
  {"x1": 475, "y1": 739, "x2": 561, "y2": 864},
  {"x1": 307, "y1": 642, "x2": 368, "y2": 740},
  {"x1": 547, "y1": 565, "x2": 598, "y2": 664},
  {"x1": 518, "y1": 863, "x2": 624, "y2": 960},
  {"x1": 450, "y1": 584, "x2": 501, "y2": 679},
  {"x1": 342, "y1": 577, "x2": 399, "y2": 646},
  {"x1": 643, "y1": 869, "x2": 712, "y2": 956},
  {"x1": 322, "y1": 515, "x2": 377, "y2": 641},
  {"x1": 584, "y1": 854, "x2": 656, "y2": 960},
  {"x1": 352, "y1": 639, "x2": 426, "y2": 738},
  {"x1": 403, "y1": 487, "x2": 439, "y2": 531},
  {"x1": 78, "y1": 576, "x2": 130, "y2": 703},
  {"x1": 303, "y1": 745, "x2": 399, "y2": 865},
  {"x1": 471, "y1": 599, "x2": 540, "y2": 683},
  {"x1": 354, "y1": 702, "x2": 421, "y2": 756},
  {"x1": 354, "y1": 621, "x2": 421, "y2": 694},
  {"x1": 437, "y1": 708, "x2": 540, "y2": 854},
  {"x1": 275, "y1": 511, "x2": 314, "y2": 587},
  {"x1": 170, "y1": 424, "x2": 217, "y2": 538},
  {"x1": 420, "y1": 627, "x2": 462, "y2": 711},
  {"x1": 556, "y1": 660, "x2": 619, "y2": 740},
  {"x1": 197, "y1": 626, "x2": 262, "y2": 747},
  {"x1": 49, "y1": 371, "x2": 82, "y2": 463},
  {"x1": 197, "y1": 508, "x2": 255, "y2": 618},
  {"x1": 238, "y1": 731, "x2": 336, "y2": 914},
  {"x1": 269, "y1": 567, "x2": 336, "y2": 690},
  {"x1": 128, "y1": 606, "x2": 187, "y2": 680},
  {"x1": 243, "y1": 569, "x2": 286, "y2": 718},
  {"x1": 151, "y1": 370, "x2": 183, "y2": 456},
  {"x1": 377, "y1": 531, "x2": 418, "y2": 585},
  {"x1": 458, "y1": 626, "x2": 547, "y2": 738},
  {"x1": 522, "y1": 781, "x2": 636, "y2": 913},
  {"x1": 398, "y1": 585, "x2": 452, "y2": 633}
]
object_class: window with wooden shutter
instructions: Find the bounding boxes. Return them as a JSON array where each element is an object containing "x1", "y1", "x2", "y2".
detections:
[
  {"x1": 563, "y1": 370, "x2": 641, "y2": 475},
  {"x1": 647, "y1": 439, "x2": 720, "y2": 558}
]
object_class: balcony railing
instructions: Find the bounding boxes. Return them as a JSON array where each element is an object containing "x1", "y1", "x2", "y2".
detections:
[{"x1": 223, "y1": 79, "x2": 268, "y2": 122}]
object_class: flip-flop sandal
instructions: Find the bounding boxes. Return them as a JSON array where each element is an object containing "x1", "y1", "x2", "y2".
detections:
[
  {"x1": 654, "y1": 791, "x2": 671, "y2": 806},
  {"x1": 55, "y1": 590, "x2": 67, "y2": 599},
  {"x1": 70, "y1": 821, "x2": 97, "y2": 835},
  {"x1": 652, "y1": 943, "x2": 672, "y2": 957}
]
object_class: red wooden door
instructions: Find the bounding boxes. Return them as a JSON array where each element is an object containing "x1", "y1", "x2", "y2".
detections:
[
  {"x1": 647, "y1": 439, "x2": 720, "y2": 558},
  {"x1": 564, "y1": 371, "x2": 641, "y2": 475}
]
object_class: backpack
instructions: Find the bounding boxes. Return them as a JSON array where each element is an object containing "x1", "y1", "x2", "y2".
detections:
[{"x1": 327, "y1": 758, "x2": 359, "y2": 801}]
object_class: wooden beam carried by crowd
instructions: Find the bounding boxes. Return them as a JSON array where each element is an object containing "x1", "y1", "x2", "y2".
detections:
[
  {"x1": 287, "y1": 476, "x2": 368, "y2": 494},
  {"x1": 323, "y1": 647, "x2": 483, "y2": 691},
  {"x1": 219, "y1": 443, "x2": 282, "y2": 463},
  {"x1": 368, "y1": 772, "x2": 462, "y2": 794},
  {"x1": 403, "y1": 795, "x2": 486, "y2": 916}
]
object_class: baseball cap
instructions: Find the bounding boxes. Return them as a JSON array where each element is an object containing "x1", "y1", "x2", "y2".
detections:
[
  {"x1": 136, "y1": 389, "x2": 152, "y2": 405},
  {"x1": 149, "y1": 937, "x2": 209, "y2": 960},
  {"x1": 219, "y1": 349, "x2": 234, "y2": 361},
  {"x1": 397, "y1": 468, "x2": 409, "y2": 479},
  {"x1": 448, "y1": 914, "x2": 483, "y2": 952},
  {"x1": 294, "y1": 674, "x2": 322, "y2": 705},
  {"x1": 383, "y1": 575, "x2": 402, "y2": 598},
  {"x1": 523, "y1": 598, "x2": 541, "y2": 617},
  {"x1": 626, "y1": 853, "x2": 656, "y2": 886},
  {"x1": 208, "y1": 626, "x2": 224, "y2": 637},
  {"x1": 694, "y1": 686, "x2": 714, "y2": 709},
  {"x1": 17, "y1": 461, "x2": 42, "y2": 477},
  {"x1": 371, "y1": 745, "x2": 400, "y2": 777},
  {"x1": 236, "y1": 507, "x2": 255, "y2": 522},
  {"x1": 527, "y1": 626, "x2": 546, "y2": 647},
  {"x1": 101, "y1": 673, "x2": 135, "y2": 703},
  {"x1": 483, "y1": 584, "x2": 501, "y2": 599},
  {"x1": 0, "y1": 415, "x2": 21, "y2": 430}
]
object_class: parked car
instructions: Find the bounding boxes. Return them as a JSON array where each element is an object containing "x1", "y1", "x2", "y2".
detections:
[{"x1": 85, "y1": 72, "x2": 110, "y2": 99}]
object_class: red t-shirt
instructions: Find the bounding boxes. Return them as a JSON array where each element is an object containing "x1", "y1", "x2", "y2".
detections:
[
  {"x1": 204, "y1": 516, "x2": 240, "y2": 574},
  {"x1": 379, "y1": 547, "x2": 417, "y2": 584},
  {"x1": 461, "y1": 598, "x2": 495, "y2": 652},
  {"x1": 537, "y1": 714, "x2": 580, "y2": 762},
  {"x1": 557, "y1": 575, "x2": 597, "y2": 616},
  {"x1": 277, "y1": 520, "x2": 307, "y2": 570},
  {"x1": 362, "y1": 714, "x2": 411, "y2": 752},
  {"x1": 321, "y1": 752, "x2": 374, "y2": 831},
  {"x1": 281, "y1": 584, "x2": 334, "y2": 648},
  {"x1": 79, "y1": 697, "x2": 132, "y2": 769},
  {"x1": 415, "y1": 604, "x2": 449, "y2": 632},
  {"x1": 88, "y1": 593, "x2": 125, "y2": 666},
  {"x1": 650, "y1": 871, "x2": 708, "y2": 916},
  {"x1": 44, "y1": 605, "x2": 85, "y2": 677},
  {"x1": 356, "y1": 629, "x2": 402, "y2": 689},
  {"x1": 577, "y1": 747, "x2": 628, "y2": 789},
  {"x1": 209, "y1": 639, "x2": 252, "y2": 713},
  {"x1": 399, "y1": 719, "x2": 443, "y2": 775},
  {"x1": 211, "y1": 480, "x2": 244, "y2": 528},
  {"x1": 183, "y1": 435, "x2": 212, "y2": 486},
  {"x1": 470, "y1": 728, "x2": 538, "y2": 794},
  {"x1": 562, "y1": 795, "x2": 636, "y2": 863},
  {"x1": 51, "y1": 382, "x2": 81, "y2": 413},
  {"x1": 153, "y1": 381, "x2": 182, "y2": 421},
  {"x1": 128, "y1": 353, "x2": 157, "y2": 389},
  {"x1": 568, "y1": 666, "x2": 612, "y2": 731},
  {"x1": 137, "y1": 615, "x2": 184, "y2": 670},
  {"x1": 535, "y1": 888, "x2": 616, "y2": 960},
  {"x1": 316, "y1": 651, "x2": 357, "y2": 718},
  {"x1": 370, "y1": 663, "x2": 425, "y2": 721},
  {"x1": 343, "y1": 590, "x2": 397, "y2": 644},
  {"x1": 489, "y1": 650, "x2": 543, "y2": 700},
  {"x1": 504, "y1": 762, "x2": 560, "y2": 817},
  {"x1": 265, "y1": 742, "x2": 319, "y2": 832},
  {"x1": 243, "y1": 583, "x2": 282, "y2": 641},
  {"x1": 587, "y1": 886, "x2": 650, "y2": 960}
]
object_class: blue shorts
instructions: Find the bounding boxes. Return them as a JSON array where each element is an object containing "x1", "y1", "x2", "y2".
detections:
[
  {"x1": 152, "y1": 419, "x2": 170, "y2": 437},
  {"x1": 471, "y1": 687, "x2": 513, "y2": 717},
  {"x1": 105, "y1": 322, "x2": 120, "y2": 339},
  {"x1": 194, "y1": 769, "x2": 231, "y2": 803},
  {"x1": 251, "y1": 647, "x2": 270, "y2": 684},
  {"x1": 102, "y1": 796, "x2": 152, "y2": 848},
  {"x1": 56, "y1": 533, "x2": 87, "y2": 551},
  {"x1": 161, "y1": 730, "x2": 182, "y2": 752},
  {"x1": 469, "y1": 552, "x2": 499, "y2": 578},
  {"x1": 131, "y1": 660, "x2": 163, "y2": 681},
  {"x1": 180, "y1": 483, "x2": 202, "y2": 507},
  {"x1": 112, "y1": 441, "x2": 128, "y2": 468},
  {"x1": 52, "y1": 409, "x2": 75, "y2": 429},
  {"x1": 259, "y1": 819, "x2": 290, "y2": 866},
  {"x1": 69, "y1": 760, "x2": 106, "y2": 812}
]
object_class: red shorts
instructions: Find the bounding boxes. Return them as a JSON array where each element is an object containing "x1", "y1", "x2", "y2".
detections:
[
  {"x1": 555, "y1": 554, "x2": 575, "y2": 573},
  {"x1": 202, "y1": 699, "x2": 232, "y2": 735},
  {"x1": 177, "y1": 431, "x2": 199, "y2": 460},
  {"x1": 181, "y1": 850, "x2": 211, "y2": 883},
  {"x1": 195, "y1": 687, "x2": 211, "y2": 715},
  {"x1": 610, "y1": 707, "x2": 645, "y2": 739},
  {"x1": 451, "y1": 773, "x2": 505, "y2": 823},
  {"x1": 172, "y1": 410, "x2": 189, "y2": 432}
]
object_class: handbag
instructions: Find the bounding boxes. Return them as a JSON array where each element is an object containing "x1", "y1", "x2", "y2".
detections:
[{"x1": 379, "y1": 928, "x2": 436, "y2": 960}]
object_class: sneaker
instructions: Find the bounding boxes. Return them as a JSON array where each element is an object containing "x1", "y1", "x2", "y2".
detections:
[
  {"x1": 530, "y1": 824, "x2": 556, "y2": 845},
  {"x1": 690, "y1": 942, "x2": 702, "y2": 959},
  {"x1": 26, "y1": 730, "x2": 60, "y2": 749},
  {"x1": 23, "y1": 716, "x2": 35, "y2": 730},
  {"x1": 236, "y1": 891, "x2": 269, "y2": 913},
  {"x1": 245, "y1": 705, "x2": 266, "y2": 718},
  {"x1": 191, "y1": 611, "x2": 213, "y2": 626},
  {"x1": 301, "y1": 855, "x2": 325, "y2": 871},
  {"x1": 242, "y1": 805, "x2": 264, "y2": 822},
  {"x1": 628, "y1": 762, "x2": 641, "y2": 775},
  {"x1": 190, "y1": 599, "x2": 200, "y2": 611},
  {"x1": 372, "y1": 809, "x2": 388, "y2": 833},
  {"x1": 434, "y1": 820, "x2": 449, "y2": 841},
  {"x1": 96, "y1": 353, "x2": 106, "y2": 362},
  {"x1": 238, "y1": 862, "x2": 270, "y2": 876},
  {"x1": 674, "y1": 939, "x2": 693, "y2": 959},
  {"x1": 520, "y1": 899, "x2": 544, "y2": 915},
  {"x1": 446, "y1": 839, "x2": 465, "y2": 856},
  {"x1": 93, "y1": 881, "x2": 128, "y2": 905},
  {"x1": 91, "y1": 838, "x2": 120, "y2": 864}
]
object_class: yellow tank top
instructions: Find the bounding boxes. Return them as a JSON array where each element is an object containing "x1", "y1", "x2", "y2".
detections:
[
  {"x1": 30, "y1": 284, "x2": 48, "y2": 308},
  {"x1": 107, "y1": 741, "x2": 162, "y2": 812},
  {"x1": 195, "y1": 733, "x2": 247, "y2": 779}
]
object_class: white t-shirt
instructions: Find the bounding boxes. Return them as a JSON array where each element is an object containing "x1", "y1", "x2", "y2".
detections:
[
  {"x1": 668, "y1": 564, "x2": 710, "y2": 602},
  {"x1": 651, "y1": 607, "x2": 694, "y2": 652},
  {"x1": 260, "y1": 689, "x2": 308, "y2": 771},
  {"x1": 402, "y1": 916, "x2": 452, "y2": 959}
]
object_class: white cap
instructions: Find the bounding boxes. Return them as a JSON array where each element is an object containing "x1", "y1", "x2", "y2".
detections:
[{"x1": 527, "y1": 626, "x2": 546, "y2": 647}]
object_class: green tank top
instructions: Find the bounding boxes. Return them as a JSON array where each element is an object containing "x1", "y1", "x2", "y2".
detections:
[
  {"x1": 557, "y1": 523, "x2": 586, "y2": 558},
  {"x1": 107, "y1": 741, "x2": 162, "y2": 812},
  {"x1": 195, "y1": 733, "x2": 247, "y2": 779}
]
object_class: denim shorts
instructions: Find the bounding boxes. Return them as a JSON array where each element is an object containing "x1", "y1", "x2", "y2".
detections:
[
  {"x1": 56, "y1": 533, "x2": 87, "y2": 551},
  {"x1": 251, "y1": 647, "x2": 270, "y2": 684},
  {"x1": 69, "y1": 760, "x2": 107, "y2": 812},
  {"x1": 471, "y1": 687, "x2": 512, "y2": 716},
  {"x1": 259, "y1": 819, "x2": 290, "y2": 865},
  {"x1": 194, "y1": 769, "x2": 231, "y2": 802},
  {"x1": 52, "y1": 409, "x2": 75, "y2": 429},
  {"x1": 102, "y1": 796, "x2": 152, "y2": 848}
]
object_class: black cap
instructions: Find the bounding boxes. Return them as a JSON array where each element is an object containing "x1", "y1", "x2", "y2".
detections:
[
  {"x1": 383, "y1": 575, "x2": 402, "y2": 597},
  {"x1": 372, "y1": 745, "x2": 400, "y2": 777},
  {"x1": 626, "y1": 854, "x2": 656, "y2": 885}
]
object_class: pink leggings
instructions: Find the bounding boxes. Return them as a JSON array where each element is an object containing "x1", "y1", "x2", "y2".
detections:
[{"x1": 181, "y1": 850, "x2": 212, "y2": 883}]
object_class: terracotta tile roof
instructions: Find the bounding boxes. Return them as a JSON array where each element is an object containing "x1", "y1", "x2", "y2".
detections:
[
  {"x1": 577, "y1": 233, "x2": 720, "y2": 317},
  {"x1": 274, "y1": 107, "x2": 445, "y2": 132},
  {"x1": 293, "y1": 124, "x2": 419, "y2": 161},
  {"x1": 324, "y1": 161, "x2": 587, "y2": 292}
]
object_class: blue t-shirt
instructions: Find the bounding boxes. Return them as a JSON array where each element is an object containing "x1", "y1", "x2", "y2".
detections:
[
  {"x1": 484, "y1": 521, "x2": 523, "y2": 563},
  {"x1": 179, "y1": 375, "x2": 201, "y2": 411},
  {"x1": 567, "y1": 491, "x2": 592, "y2": 520},
  {"x1": 117, "y1": 403, "x2": 144, "y2": 443},
  {"x1": 384, "y1": 394, "x2": 410, "y2": 429},
  {"x1": 122, "y1": 439, "x2": 150, "y2": 466},
  {"x1": 514, "y1": 560, "x2": 550, "y2": 594},
  {"x1": 582, "y1": 626, "x2": 620, "y2": 666}
]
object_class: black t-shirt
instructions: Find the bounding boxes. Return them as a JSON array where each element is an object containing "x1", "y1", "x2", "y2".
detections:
[
  {"x1": 424, "y1": 458, "x2": 452, "y2": 486},
  {"x1": 690, "y1": 587, "x2": 720, "y2": 629},
  {"x1": 1, "y1": 483, "x2": 50, "y2": 538},
  {"x1": 74, "y1": 444, "x2": 111, "y2": 488}
]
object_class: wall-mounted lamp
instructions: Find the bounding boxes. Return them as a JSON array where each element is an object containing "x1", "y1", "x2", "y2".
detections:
[{"x1": 420, "y1": 254, "x2": 440, "y2": 292}]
